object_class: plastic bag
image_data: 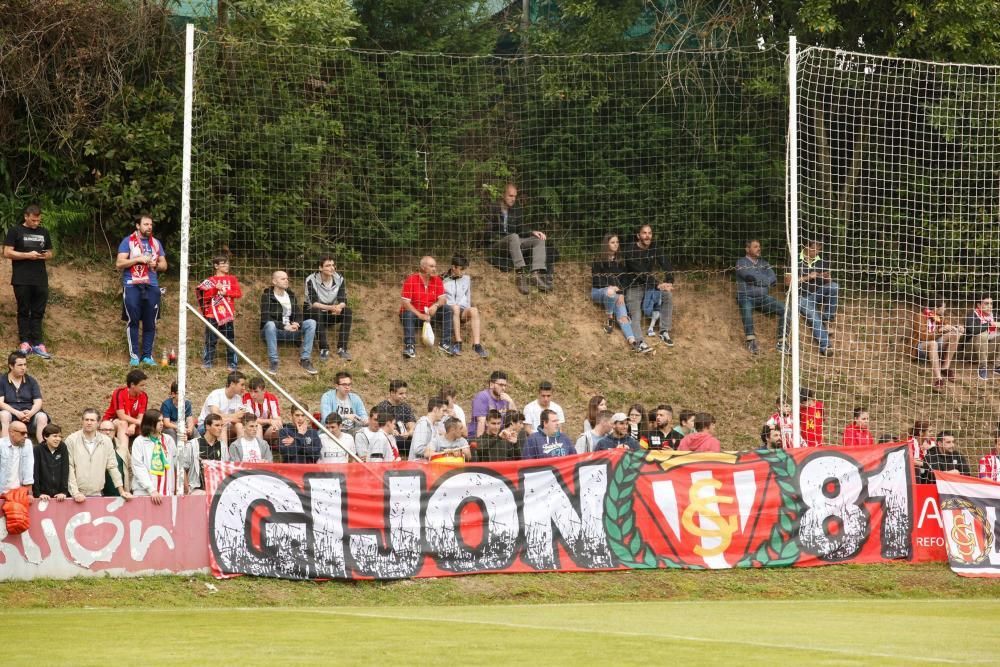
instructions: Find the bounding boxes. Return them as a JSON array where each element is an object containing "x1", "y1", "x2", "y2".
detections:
[{"x1": 421, "y1": 320, "x2": 435, "y2": 347}]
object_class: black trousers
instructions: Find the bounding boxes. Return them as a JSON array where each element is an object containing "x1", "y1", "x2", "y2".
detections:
[
  {"x1": 13, "y1": 283, "x2": 48, "y2": 345},
  {"x1": 312, "y1": 306, "x2": 353, "y2": 351}
]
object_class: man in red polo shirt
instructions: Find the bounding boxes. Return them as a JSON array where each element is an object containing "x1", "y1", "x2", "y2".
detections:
[{"x1": 400, "y1": 255, "x2": 456, "y2": 359}]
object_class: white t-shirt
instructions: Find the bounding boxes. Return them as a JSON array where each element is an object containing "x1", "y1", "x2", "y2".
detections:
[
  {"x1": 435, "y1": 403, "x2": 467, "y2": 435},
  {"x1": 199, "y1": 388, "x2": 244, "y2": 426},
  {"x1": 235, "y1": 437, "x2": 263, "y2": 462},
  {"x1": 523, "y1": 400, "x2": 565, "y2": 430},
  {"x1": 274, "y1": 291, "x2": 292, "y2": 325},
  {"x1": 320, "y1": 432, "x2": 356, "y2": 464}
]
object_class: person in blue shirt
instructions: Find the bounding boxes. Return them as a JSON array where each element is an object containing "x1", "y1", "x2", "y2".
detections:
[
  {"x1": 115, "y1": 213, "x2": 167, "y2": 367},
  {"x1": 277, "y1": 405, "x2": 321, "y2": 464},
  {"x1": 735, "y1": 239, "x2": 788, "y2": 356},
  {"x1": 161, "y1": 380, "x2": 194, "y2": 446},
  {"x1": 522, "y1": 409, "x2": 576, "y2": 459},
  {"x1": 798, "y1": 238, "x2": 839, "y2": 357}
]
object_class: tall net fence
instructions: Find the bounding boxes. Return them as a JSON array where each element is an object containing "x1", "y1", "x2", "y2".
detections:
[{"x1": 796, "y1": 47, "x2": 1000, "y2": 454}]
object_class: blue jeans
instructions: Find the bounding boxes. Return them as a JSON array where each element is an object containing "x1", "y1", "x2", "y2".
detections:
[
  {"x1": 590, "y1": 288, "x2": 636, "y2": 341},
  {"x1": 805, "y1": 282, "x2": 839, "y2": 322},
  {"x1": 261, "y1": 319, "x2": 316, "y2": 363},
  {"x1": 123, "y1": 284, "x2": 160, "y2": 359},
  {"x1": 799, "y1": 295, "x2": 829, "y2": 351},
  {"x1": 737, "y1": 293, "x2": 786, "y2": 340},
  {"x1": 642, "y1": 288, "x2": 661, "y2": 317},
  {"x1": 204, "y1": 320, "x2": 237, "y2": 367},
  {"x1": 401, "y1": 308, "x2": 452, "y2": 347}
]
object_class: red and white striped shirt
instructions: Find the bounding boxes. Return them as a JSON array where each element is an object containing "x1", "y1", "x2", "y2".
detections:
[
  {"x1": 243, "y1": 391, "x2": 281, "y2": 421},
  {"x1": 767, "y1": 412, "x2": 798, "y2": 449},
  {"x1": 979, "y1": 454, "x2": 1000, "y2": 481}
]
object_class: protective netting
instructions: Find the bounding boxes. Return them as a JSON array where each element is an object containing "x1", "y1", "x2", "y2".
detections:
[{"x1": 796, "y1": 47, "x2": 1000, "y2": 454}]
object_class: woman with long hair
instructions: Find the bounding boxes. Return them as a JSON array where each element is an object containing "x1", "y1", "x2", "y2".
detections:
[
  {"x1": 591, "y1": 233, "x2": 650, "y2": 353},
  {"x1": 131, "y1": 408, "x2": 178, "y2": 503},
  {"x1": 582, "y1": 395, "x2": 607, "y2": 437}
]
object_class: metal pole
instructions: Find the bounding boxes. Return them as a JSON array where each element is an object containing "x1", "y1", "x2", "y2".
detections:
[
  {"x1": 788, "y1": 35, "x2": 801, "y2": 447},
  {"x1": 178, "y1": 24, "x2": 194, "y2": 454}
]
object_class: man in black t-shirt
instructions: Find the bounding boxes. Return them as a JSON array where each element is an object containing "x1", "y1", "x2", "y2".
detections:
[
  {"x1": 3, "y1": 204, "x2": 54, "y2": 359},
  {"x1": 0, "y1": 350, "x2": 49, "y2": 444}
]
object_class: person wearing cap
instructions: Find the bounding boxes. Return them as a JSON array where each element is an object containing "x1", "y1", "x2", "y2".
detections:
[
  {"x1": 522, "y1": 409, "x2": 575, "y2": 459},
  {"x1": 576, "y1": 410, "x2": 613, "y2": 454},
  {"x1": 595, "y1": 412, "x2": 641, "y2": 451},
  {"x1": 318, "y1": 412, "x2": 357, "y2": 464},
  {"x1": 678, "y1": 413, "x2": 722, "y2": 452}
]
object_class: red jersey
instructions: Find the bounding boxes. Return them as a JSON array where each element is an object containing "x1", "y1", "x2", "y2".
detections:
[
  {"x1": 842, "y1": 423, "x2": 874, "y2": 448},
  {"x1": 908, "y1": 436, "x2": 935, "y2": 462},
  {"x1": 799, "y1": 401, "x2": 824, "y2": 448},
  {"x1": 978, "y1": 454, "x2": 999, "y2": 481},
  {"x1": 767, "y1": 412, "x2": 797, "y2": 449},
  {"x1": 242, "y1": 391, "x2": 281, "y2": 421},
  {"x1": 400, "y1": 273, "x2": 445, "y2": 314},
  {"x1": 103, "y1": 386, "x2": 148, "y2": 422},
  {"x1": 197, "y1": 274, "x2": 243, "y2": 319}
]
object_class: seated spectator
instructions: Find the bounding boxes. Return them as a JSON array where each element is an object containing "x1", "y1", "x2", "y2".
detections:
[
  {"x1": 590, "y1": 234, "x2": 650, "y2": 353},
  {"x1": 924, "y1": 431, "x2": 972, "y2": 477},
  {"x1": 242, "y1": 376, "x2": 282, "y2": 446},
  {"x1": 303, "y1": 255, "x2": 353, "y2": 362},
  {"x1": 400, "y1": 255, "x2": 457, "y2": 359},
  {"x1": 842, "y1": 407, "x2": 875, "y2": 447},
  {"x1": 33, "y1": 424, "x2": 69, "y2": 499},
  {"x1": 523, "y1": 409, "x2": 576, "y2": 459},
  {"x1": 103, "y1": 369, "x2": 148, "y2": 463},
  {"x1": 0, "y1": 420, "x2": 33, "y2": 497},
  {"x1": 409, "y1": 397, "x2": 447, "y2": 461},
  {"x1": 798, "y1": 238, "x2": 839, "y2": 357},
  {"x1": 197, "y1": 371, "x2": 248, "y2": 444},
  {"x1": 99, "y1": 419, "x2": 130, "y2": 494},
  {"x1": 130, "y1": 409, "x2": 177, "y2": 503},
  {"x1": 595, "y1": 413, "x2": 641, "y2": 451},
  {"x1": 66, "y1": 409, "x2": 130, "y2": 501},
  {"x1": 437, "y1": 386, "x2": 467, "y2": 437},
  {"x1": 443, "y1": 255, "x2": 489, "y2": 358},
  {"x1": 355, "y1": 410, "x2": 400, "y2": 463},
  {"x1": 426, "y1": 417, "x2": 471, "y2": 461},
  {"x1": 161, "y1": 380, "x2": 195, "y2": 445},
  {"x1": 979, "y1": 431, "x2": 1000, "y2": 481},
  {"x1": 735, "y1": 239, "x2": 788, "y2": 355},
  {"x1": 965, "y1": 294, "x2": 1000, "y2": 381},
  {"x1": 484, "y1": 183, "x2": 551, "y2": 294},
  {"x1": 799, "y1": 389, "x2": 824, "y2": 448},
  {"x1": 374, "y1": 380, "x2": 416, "y2": 455},
  {"x1": 576, "y1": 410, "x2": 613, "y2": 455},
  {"x1": 622, "y1": 223, "x2": 675, "y2": 347},
  {"x1": 260, "y1": 270, "x2": 318, "y2": 376},
  {"x1": 229, "y1": 413, "x2": 273, "y2": 463},
  {"x1": 179, "y1": 412, "x2": 225, "y2": 493},
  {"x1": 760, "y1": 423, "x2": 783, "y2": 450},
  {"x1": 471, "y1": 370, "x2": 517, "y2": 437},
  {"x1": 766, "y1": 399, "x2": 795, "y2": 449},
  {"x1": 582, "y1": 395, "x2": 608, "y2": 438},
  {"x1": 678, "y1": 413, "x2": 722, "y2": 452},
  {"x1": 0, "y1": 350, "x2": 49, "y2": 445},
  {"x1": 320, "y1": 371, "x2": 367, "y2": 435},
  {"x1": 639, "y1": 405, "x2": 675, "y2": 451},
  {"x1": 277, "y1": 405, "x2": 321, "y2": 464},
  {"x1": 669, "y1": 409, "x2": 696, "y2": 449},
  {"x1": 474, "y1": 409, "x2": 519, "y2": 462},
  {"x1": 318, "y1": 412, "x2": 357, "y2": 464},
  {"x1": 523, "y1": 380, "x2": 566, "y2": 432},
  {"x1": 501, "y1": 410, "x2": 528, "y2": 454},
  {"x1": 626, "y1": 403, "x2": 645, "y2": 441},
  {"x1": 911, "y1": 298, "x2": 964, "y2": 391},
  {"x1": 907, "y1": 419, "x2": 935, "y2": 476}
]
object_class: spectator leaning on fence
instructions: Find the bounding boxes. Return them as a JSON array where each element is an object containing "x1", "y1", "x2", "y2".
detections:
[{"x1": 65, "y1": 408, "x2": 130, "y2": 501}]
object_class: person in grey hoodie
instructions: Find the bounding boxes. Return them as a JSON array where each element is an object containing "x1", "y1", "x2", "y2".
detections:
[
  {"x1": 303, "y1": 256, "x2": 353, "y2": 361},
  {"x1": 735, "y1": 239, "x2": 788, "y2": 356}
]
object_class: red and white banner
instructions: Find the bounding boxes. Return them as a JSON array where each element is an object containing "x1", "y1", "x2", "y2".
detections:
[
  {"x1": 204, "y1": 443, "x2": 919, "y2": 580},
  {"x1": 933, "y1": 471, "x2": 1000, "y2": 577}
]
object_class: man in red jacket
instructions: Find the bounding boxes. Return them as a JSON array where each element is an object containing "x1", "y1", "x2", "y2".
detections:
[{"x1": 842, "y1": 407, "x2": 875, "y2": 447}]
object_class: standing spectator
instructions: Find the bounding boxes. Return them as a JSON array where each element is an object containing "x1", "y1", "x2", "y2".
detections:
[
  {"x1": 179, "y1": 413, "x2": 224, "y2": 492},
  {"x1": 911, "y1": 298, "x2": 964, "y2": 391},
  {"x1": 303, "y1": 256, "x2": 353, "y2": 362},
  {"x1": 799, "y1": 389, "x2": 824, "y2": 448},
  {"x1": 116, "y1": 212, "x2": 167, "y2": 367},
  {"x1": 400, "y1": 255, "x2": 457, "y2": 359},
  {"x1": 0, "y1": 421, "x2": 33, "y2": 495},
  {"x1": 924, "y1": 431, "x2": 972, "y2": 477},
  {"x1": 196, "y1": 254, "x2": 243, "y2": 371},
  {"x1": 355, "y1": 410, "x2": 400, "y2": 463},
  {"x1": 471, "y1": 370, "x2": 517, "y2": 437},
  {"x1": 260, "y1": 270, "x2": 318, "y2": 376},
  {"x1": 979, "y1": 431, "x2": 1000, "y2": 482},
  {"x1": 485, "y1": 183, "x2": 550, "y2": 295},
  {"x1": 622, "y1": 223, "x2": 675, "y2": 347},
  {"x1": 320, "y1": 371, "x2": 367, "y2": 435},
  {"x1": 318, "y1": 413, "x2": 358, "y2": 464},
  {"x1": 641, "y1": 405, "x2": 675, "y2": 451},
  {"x1": 33, "y1": 424, "x2": 69, "y2": 499},
  {"x1": 523, "y1": 380, "x2": 565, "y2": 431},
  {"x1": 798, "y1": 238, "x2": 838, "y2": 357},
  {"x1": 161, "y1": 380, "x2": 195, "y2": 446},
  {"x1": 735, "y1": 239, "x2": 788, "y2": 355},
  {"x1": 842, "y1": 407, "x2": 875, "y2": 447},
  {"x1": 409, "y1": 397, "x2": 447, "y2": 461},
  {"x1": 443, "y1": 255, "x2": 489, "y2": 358},
  {"x1": 197, "y1": 370, "x2": 247, "y2": 445},
  {"x1": 242, "y1": 377, "x2": 282, "y2": 446},
  {"x1": 0, "y1": 350, "x2": 49, "y2": 444},
  {"x1": 678, "y1": 413, "x2": 722, "y2": 452},
  {"x1": 965, "y1": 294, "x2": 1000, "y2": 381},
  {"x1": 595, "y1": 413, "x2": 641, "y2": 451},
  {"x1": 374, "y1": 380, "x2": 416, "y2": 455},
  {"x1": 766, "y1": 399, "x2": 796, "y2": 449},
  {"x1": 669, "y1": 409, "x2": 696, "y2": 449},
  {"x1": 474, "y1": 409, "x2": 519, "y2": 462},
  {"x1": 523, "y1": 409, "x2": 576, "y2": 459},
  {"x1": 626, "y1": 403, "x2": 646, "y2": 441},
  {"x1": 426, "y1": 417, "x2": 472, "y2": 461},
  {"x1": 591, "y1": 233, "x2": 650, "y2": 353},
  {"x1": 3, "y1": 204, "x2": 54, "y2": 359},
  {"x1": 229, "y1": 413, "x2": 273, "y2": 463},
  {"x1": 65, "y1": 408, "x2": 130, "y2": 501},
  {"x1": 131, "y1": 409, "x2": 177, "y2": 502},
  {"x1": 577, "y1": 410, "x2": 613, "y2": 455},
  {"x1": 277, "y1": 405, "x2": 321, "y2": 464}
]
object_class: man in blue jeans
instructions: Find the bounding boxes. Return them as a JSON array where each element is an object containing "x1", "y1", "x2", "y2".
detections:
[
  {"x1": 799, "y1": 238, "x2": 839, "y2": 357},
  {"x1": 735, "y1": 239, "x2": 788, "y2": 355},
  {"x1": 115, "y1": 213, "x2": 167, "y2": 367},
  {"x1": 259, "y1": 270, "x2": 318, "y2": 376}
]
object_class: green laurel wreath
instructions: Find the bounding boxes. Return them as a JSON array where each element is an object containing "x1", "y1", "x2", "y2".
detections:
[{"x1": 604, "y1": 449, "x2": 801, "y2": 569}]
